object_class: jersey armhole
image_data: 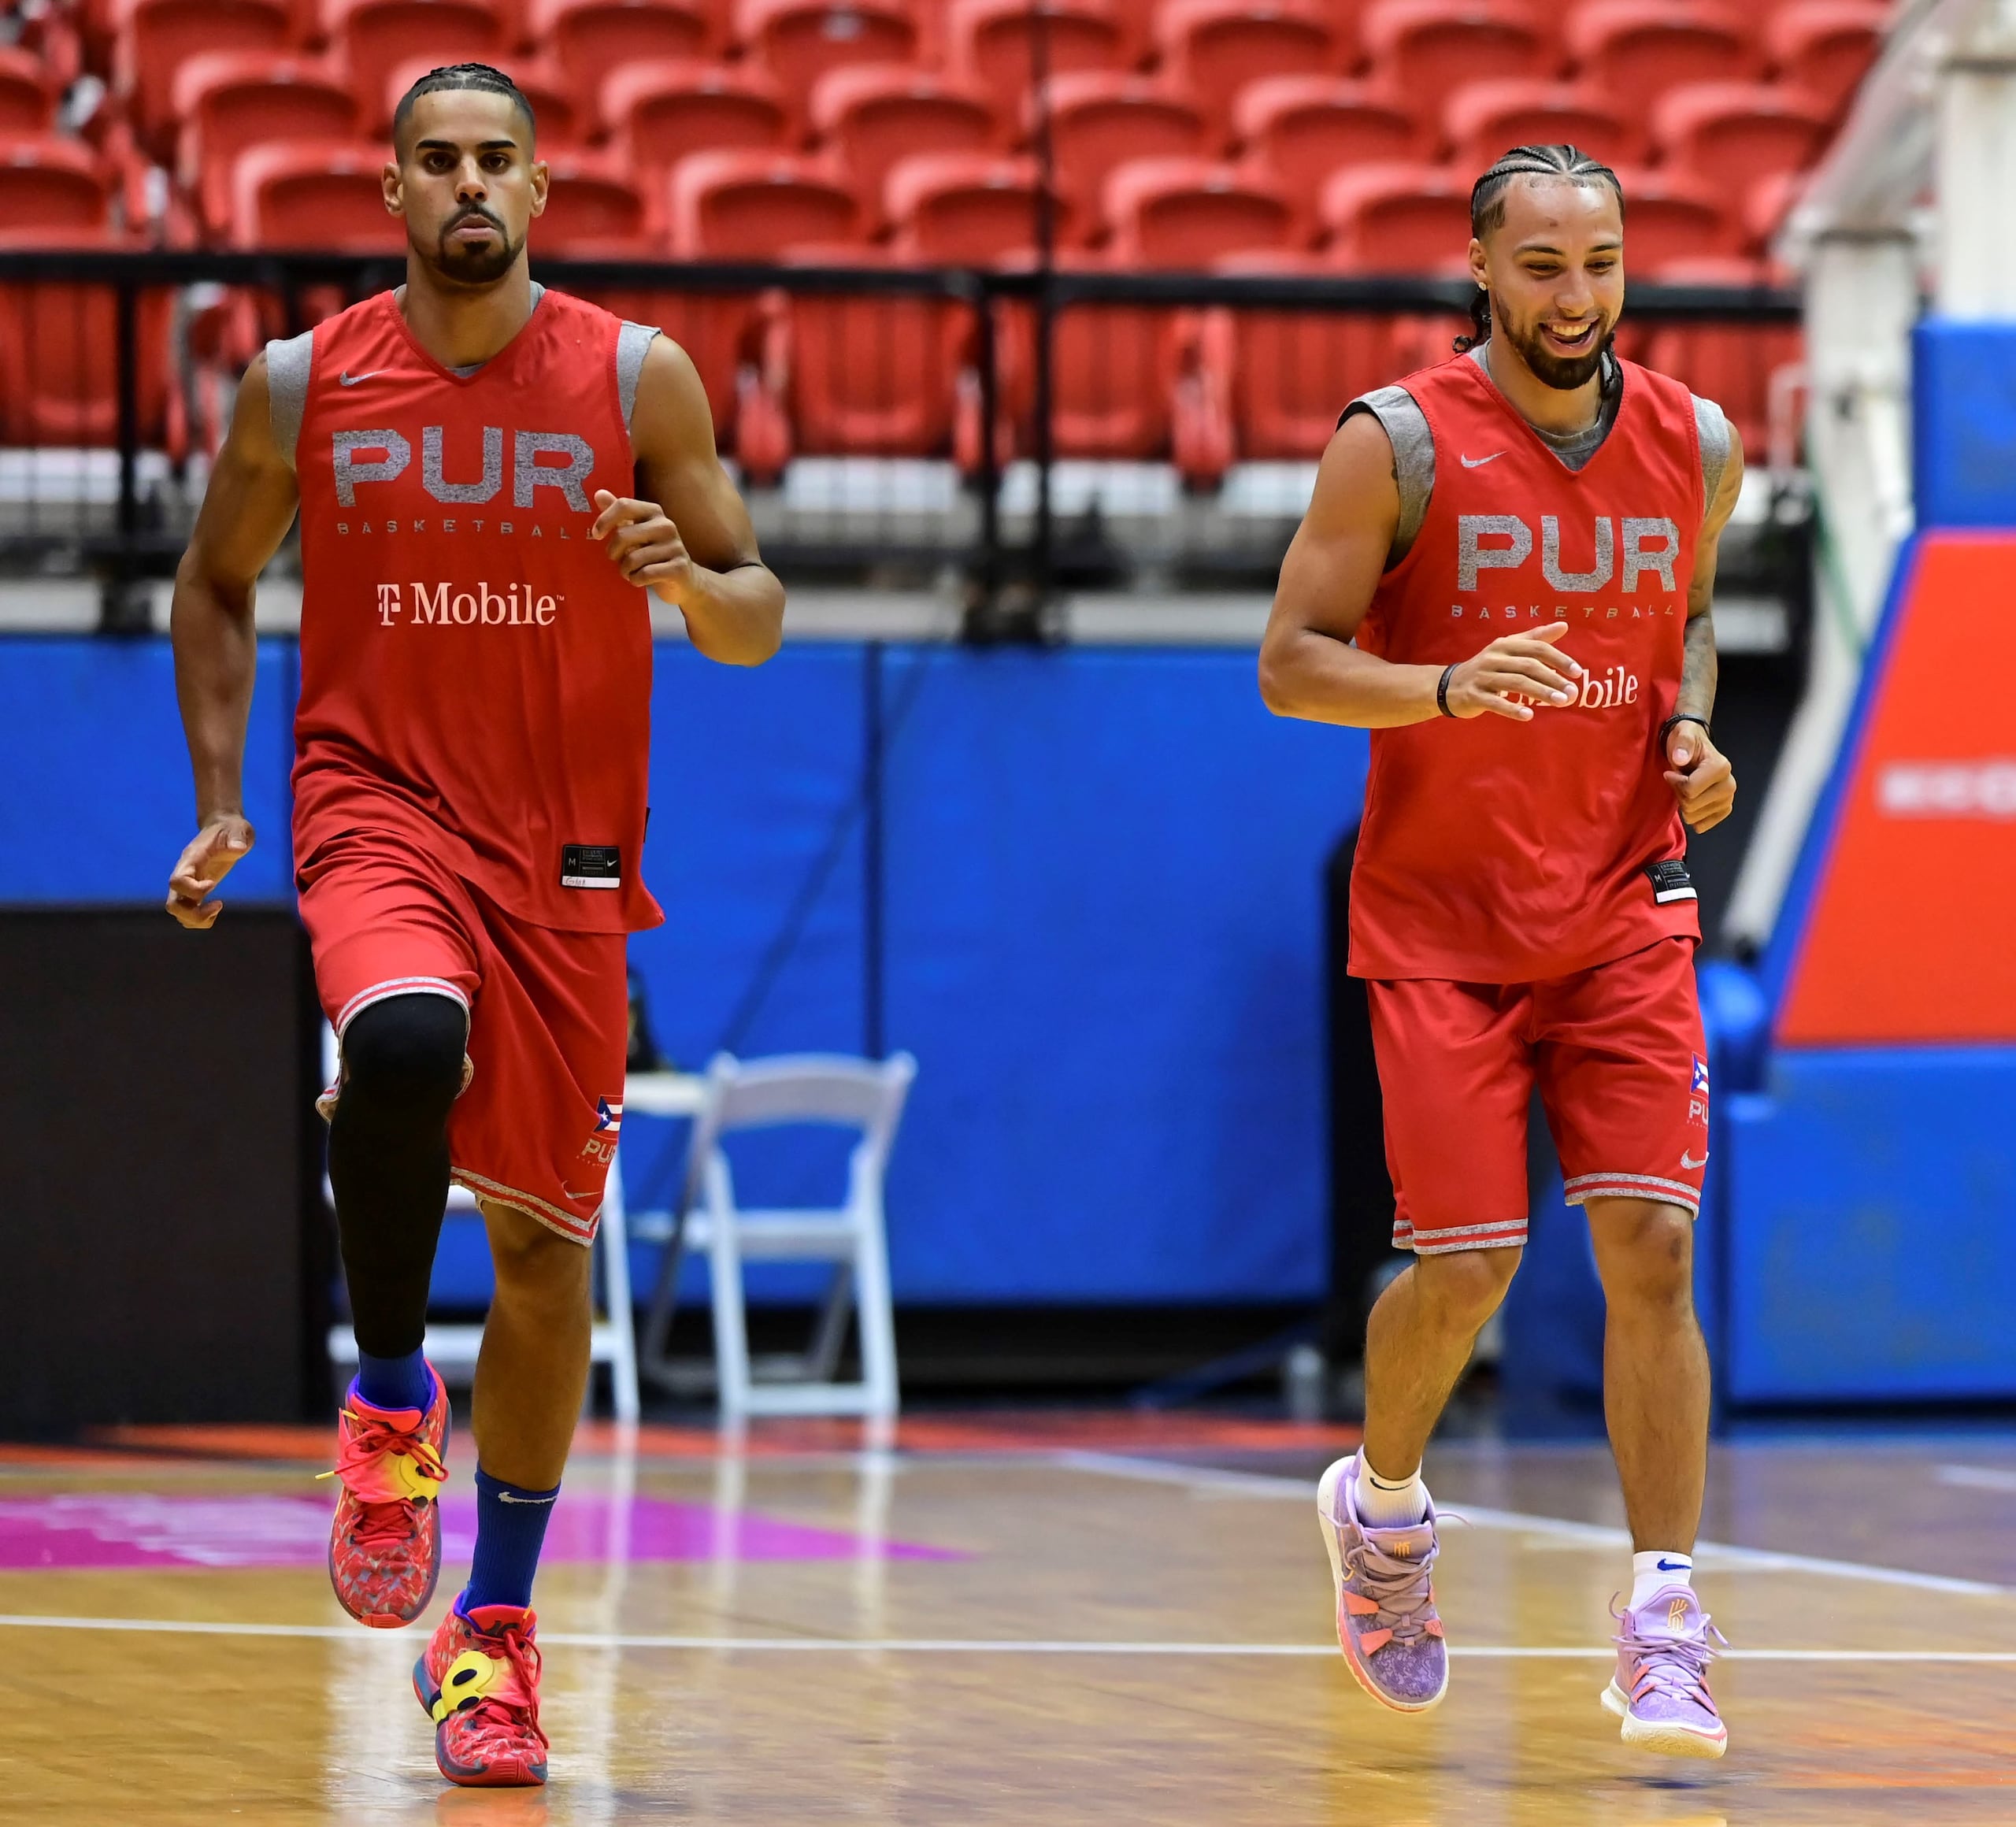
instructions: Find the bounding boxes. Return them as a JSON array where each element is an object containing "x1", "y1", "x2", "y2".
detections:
[
  {"x1": 265, "y1": 329, "x2": 315, "y2": 471},
  {"x1": 616, "y1": 321, "x2": 660, "y2": 453}
]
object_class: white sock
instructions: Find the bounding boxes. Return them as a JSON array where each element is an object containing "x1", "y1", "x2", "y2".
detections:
[
  {"x1": 1354, "y1": 1456, "x2": 1429, "y2": 1529},
  {"x1": 1630, "y1": 1550, "x2": 1693, "y2": 1610}
]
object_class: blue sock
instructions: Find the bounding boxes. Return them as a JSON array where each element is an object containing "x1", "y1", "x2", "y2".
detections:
[
  {"x1": 354, "y1": 1347, "x2": 432, "y2": 1414},
  {"x1": 462, "y1": 1466, "x2": 560, "y2": 1614}
]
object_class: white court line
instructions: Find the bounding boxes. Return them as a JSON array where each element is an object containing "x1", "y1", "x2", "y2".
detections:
[
  {"x1": 1940, "y1": 1465, "x2": 2016, "y2": 1494},
  {"x1": 1056, "y1": 1452, "x2": 2009, "y2": 1598},
  {"x1": 2, "y1": 1614, "x2": 2015, "y2": 1662}
]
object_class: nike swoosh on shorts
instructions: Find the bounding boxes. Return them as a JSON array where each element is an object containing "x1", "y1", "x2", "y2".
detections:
[{"x1": 1681, "y1": 1151, "x2": 1708, "y2": 1169}]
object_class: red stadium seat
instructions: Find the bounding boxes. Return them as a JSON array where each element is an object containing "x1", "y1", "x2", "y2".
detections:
[
  {"x1": 1017, "y1": 254, "x2": 1178, "y2": 458},
  {"x1": 1638, "y1": 253, "x2": 1796, "y2": 451},
  {"x1": 174, "y1": 53, "x2": 359, "y2": 241},
  {"x1": 0, "y1": 48, "x2": 57, "y2": 136},
  {"x1": 1153, "y1": 0, "x2": 1344, "y2": 135},
  {"x1": 604, "y1": 61, "x2": 786, "y2": 196},
  {"x1": 527, "y1": 0, "x2": 716, "y2": 116},
  {"x1": 1103, "y1": 158, "x2": 1295, "y2": 266},
  {"x1": 734, "y1": 0, "x2": 918, "y2": 128},
  {"x1": 1565, "y1": 1, "x2": 1762, "y2": 120},
  {"x1": 947, "y1": 0, "x2": 1126, "y2": 120},
  {"x1": 1232, "y1": 78, "x2": 1422, "y2": 233},
  {"x1": 669, "y1": 148, "x2": 861, "y2": 255},
  {"x1": 1362, "y1": 1, "x2": 1551, "y2": 106},
  {"x1": 0, "y1": 137, "x2": 111, "y2": 234},
  {"x1": 0, "y1": 226, "x2": 176, "y2": 447},
  {"x1": 327, "y1": 0, "x2": 503, "y2": 132},
  {"x1": 1652, "y1": 81, "x2": 1829, "y2": 199},
  {"x1": 1443, "y1": 79, "x2": 1640, "y2": 172},
  {"x1": 232, "y1": 139, "x2": 400, "y2": 246},
  {"x1": 116, "y1": 0, "x2": 295, "y2": 154},
  {"x1": 383, "y1": 54, "x2": 581, "y2": 151},
  {"x1": 1766, "y1": 0, "x2": 1888, "y2": 117},
  {"x1": 1610, "y1": 165, "x2": 1736, "y2": 264},
  {"x1": 532, "y1": 150, "x2": 648, "y2": 245},
  {"x1": 810, "y1": 65, "x2": 999, "y2": 230},
  {"x1": 1320, "y1": 161, "x2": 1469, "y2": 271},
  {"x1": 887, "y1": 152, "x2": 1054, "y2": 264},
  {"x1": 1043, "y1": 72, "x2": 1207, "y2": 235}
]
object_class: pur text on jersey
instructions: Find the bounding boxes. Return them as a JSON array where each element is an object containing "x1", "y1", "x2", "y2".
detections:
[{"x1": 373, "y1": 582, "x2": 562, "y2": 627}]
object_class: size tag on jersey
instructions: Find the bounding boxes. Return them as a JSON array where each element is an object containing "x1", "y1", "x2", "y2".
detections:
[
  {"x1": 1644, "y1": 858, "x2": 1697, "y2": 905},
  {"x1": 561, "y1": 844, "x2": 621, "y2": 890}
]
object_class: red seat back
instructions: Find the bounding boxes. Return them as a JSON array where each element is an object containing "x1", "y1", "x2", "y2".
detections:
[
  {"x1": 948, "y1": 0, "x2": 1127, "y2": 118},
  {"x1": 1652, "y1": 80, "x2": 1829, "y2": 199},
  {"x1": 1766, "y1": 0, "x2": 1887, "y2": 116},
  {"x1": 1320, "y1": 162, "x2": 1469, "y2": 271},
  {"x1": 735, "y1": 0, "x2": 919, "y2": 126},
  {"x1": 535, "y1": 152, "x2": 648, "y2": 246},
  {"x1": 670, "y1": 149, "x2": 861, "y2": 255},
  {"x1": 888, "y1": 152, "x2": 1052, "y2": 265},
  {"x1": 1362, "y1": 0, "x2": 1551, "y2": 104},
  {"x1": 1105, "y1": 158, "x2": 1295, "y2": 267},
  {"x1": 604, "y1": 61, "x2": 788, "y2": 186},
  {"x1": 1610, "y1": 166, "x2": 1736, "y2": 265},
  {"x1": 0, "y1": 138, "x2": 111, "y2": 234},
  {"x1": 329, "y1": 0, "x2": 503, "y2": 132},
  {"x1": 176, "y1": 54, "x2": 360, "y2": 239},
  {"x1": 1566, "y1": 0, "x2": 1762, "y2": 119},
  {"x1": 0, "y1": 49, "x2": 57, "y2": 136},
  {"x1": 529, "y1": 0, "x2": 715, "y2": 114},
  {"x1": 810, "y1": 65, "x2": 999, "y2": 227},
  {"x1": 1640, "y1": 254, "x2": 1798, "y2": 451},
  {"x1": 1154, "y1": 0, "x2": 1343, "y2": 132},
  {"x1": 1044, "y1": 72, "x2": 1207, "y2": 235},
  {"x1": 120, "y1": 0, "x2": 294, "y2": 146},
  {"x1": 1232, "y1": 77, "x2": 1422, "y2": 220},
  {"x1": 233, "y1": 139, "x2": 401, "y2": 247},
  {"x1": 1443, "y1": 78, "x2": 1640, "y2": 173},
  {"x1": 785, "y1": 254, "x2": 961, "y2": 456}
]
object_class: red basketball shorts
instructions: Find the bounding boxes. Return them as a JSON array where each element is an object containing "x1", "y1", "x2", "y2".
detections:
[
  {"x1": 1366, "y1": 935, "x2": 1709, "y2": 1255},
  {"x1": 298, "y1": 828, "x2": 629, "y2": 1245}
]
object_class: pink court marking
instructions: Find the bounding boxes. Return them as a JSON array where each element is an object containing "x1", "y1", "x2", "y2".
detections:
[{"x1": 0, "y1": 1493, "x2": 965, "y2": 1572}]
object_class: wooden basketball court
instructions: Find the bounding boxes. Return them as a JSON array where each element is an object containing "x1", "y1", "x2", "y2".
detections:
[{"x1": 4, "y1": 1414, "x2": 2012, "y2": 1823}]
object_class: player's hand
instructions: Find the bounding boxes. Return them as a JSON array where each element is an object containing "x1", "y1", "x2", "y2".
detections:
[
  {"x1": 1665, "y1": 722, "x2": 1736, "y2": 833},
  {"x1": 1443, "y1": 620, "x2": 1584, "y2": 721},
  {"x1": 165, "y1": 813, "x2": 255, "y2": 929},
  {"x1": 591, "y1": 489, "x2": 697, "y2": 603}
]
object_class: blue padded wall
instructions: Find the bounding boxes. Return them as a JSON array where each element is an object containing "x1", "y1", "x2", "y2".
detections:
[
  {"x1": 1913, "y1": 321, "x2": 2016, "y2": 528},
  {"x1": 1725, "y1": 1046, "x2": 2016, "y2": 1402}
]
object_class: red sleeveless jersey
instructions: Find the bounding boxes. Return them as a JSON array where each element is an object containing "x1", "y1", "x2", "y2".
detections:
[
  {"x1": 1349, "y1": 353, "x2": 1703, "y2": 982},
  {"x1": 291, "y1": 288, "x2": 662, "y2": 934}
]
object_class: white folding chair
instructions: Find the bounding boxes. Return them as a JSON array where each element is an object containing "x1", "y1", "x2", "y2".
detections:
[
  {"x1": 633, "y1": 1051, "x2": 915, "y2": 1421},
  {"x1": 320, "y1": 1023, "x2": 643, "y2": 1422}
]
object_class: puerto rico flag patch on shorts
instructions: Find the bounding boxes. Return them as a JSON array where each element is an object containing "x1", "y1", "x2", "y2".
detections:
[
  {"x1": 1691, "y1": 1055, "x2": 1710, "y2": 1095},
  {"x1": 595, "y1": 1095, "x2": 623, "y2": 1137}
]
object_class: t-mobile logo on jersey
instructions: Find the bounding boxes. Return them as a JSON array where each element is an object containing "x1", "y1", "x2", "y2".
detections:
[
  {"x1": 374, "y1": 581, "x2": 561, "y2": 626},
  {"x1": 1457, "y1": 513, "x2": 1681, "y2": 595},
  {"x1": 332, "y1": 425, "x2": 597, "y2": 510}
]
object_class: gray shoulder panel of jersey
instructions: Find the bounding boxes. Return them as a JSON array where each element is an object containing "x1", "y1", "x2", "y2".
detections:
[
  {"x1": 617, "y1": 321, "x2": 660, "y2": 440},
  {"x1": 1342, "y1": 376, "x2": 1738, "y2": 570},
  {"x1": 264, "y1": 329, "x2": 315, "y2": 471}
]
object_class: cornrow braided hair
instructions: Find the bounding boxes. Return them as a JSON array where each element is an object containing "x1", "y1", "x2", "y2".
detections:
[
  {"x1": 1455, "y1": 144, "x2": 1625, "y2": 354},
  {"x1": 393, "y1": 63, "x2": 536, "y2": 154}
]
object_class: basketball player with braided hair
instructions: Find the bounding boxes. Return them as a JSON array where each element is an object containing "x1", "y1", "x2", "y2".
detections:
[{"x1": 1261, "y1": 146, "x2": 1740, "y2": 1758}]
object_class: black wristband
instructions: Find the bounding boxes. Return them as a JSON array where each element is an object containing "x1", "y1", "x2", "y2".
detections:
[
  {"x1": 1660, "y1": 713, "x2": 1710, "y2": 743},
  {"x1": 1436, "y1": 662, "x2": 1458, "y2": 718}
]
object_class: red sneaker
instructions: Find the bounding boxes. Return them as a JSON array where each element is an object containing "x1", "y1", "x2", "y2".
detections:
[
  {"x1": 321, "y1": 1371, "x2": 449, "y2": 1628},
  {"x1": 413, "y1": 1602, "x2": 550, "y2": 1788}
]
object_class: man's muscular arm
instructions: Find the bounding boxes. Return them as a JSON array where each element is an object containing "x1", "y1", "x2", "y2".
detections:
[
  {"x1": 165, "y1": 354, "x2": 302, "y2": 928},
  {"x1": 1258, "y1": 412, "x2": 1584, "y2": 726},
  {"x1": 1662, "y1": 422, "x2": 1745, "y2": 834},
  {"x1": 592, "y1": 335, "x2": 784, "y2": 666}
]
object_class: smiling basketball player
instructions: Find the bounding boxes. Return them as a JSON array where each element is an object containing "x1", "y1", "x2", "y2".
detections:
[
  {"x1": 1261, "y1": 145, "x2": 1741, "y2": 1759},
  {"x1": 165, "y1": 64, "x2": 784, "y2": 1788}
]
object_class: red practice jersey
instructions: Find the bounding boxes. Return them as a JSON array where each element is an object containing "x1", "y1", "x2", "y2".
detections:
[
  {"x1": 1349, "y1": 352, "x2": 1704, "y2": 983},
  {"x1": 288, "y1": 287, "x2": 662, "y2": 934}
]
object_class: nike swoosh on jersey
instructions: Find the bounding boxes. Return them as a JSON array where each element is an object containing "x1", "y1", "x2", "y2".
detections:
[
  {"x1": 338, "y1": 370, "x2": 386, "y2": 387},
  {"x1": 1459, "y1": 451, "x2": 1505, "y2": 468}
]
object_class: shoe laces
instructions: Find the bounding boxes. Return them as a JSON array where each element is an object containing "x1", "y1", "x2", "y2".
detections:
[
  {"x1": 318, "y1": 1404, "x2": 447, "y2": 1544},
  {"x1": 451, "y1": 1618, "x2": 550, "y2": 1757},
  {"x1": 1342, "y1": 1526, "x2": 1443, "y2": 1647},
  {"x1": 1611, "y1": 1596, "x2": 1728, "y2": 1705}
]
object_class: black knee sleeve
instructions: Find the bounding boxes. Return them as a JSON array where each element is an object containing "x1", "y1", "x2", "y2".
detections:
[{"x1": 328, "y1": 993, "x2": 469, "y2": 1358}]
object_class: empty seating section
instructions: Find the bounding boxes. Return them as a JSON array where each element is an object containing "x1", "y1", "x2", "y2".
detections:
[{"x1": 6, "y1": 0, "x2": 1884, "y2": 460}]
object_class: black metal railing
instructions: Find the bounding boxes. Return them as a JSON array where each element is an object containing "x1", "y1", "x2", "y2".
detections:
[{"x1": 0, "y1": 247, "x2": 1804, "y2": 636}]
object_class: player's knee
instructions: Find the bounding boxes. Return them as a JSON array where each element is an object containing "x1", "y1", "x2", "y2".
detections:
[
  {"x1": 487, "y1": 1210, "x2": 591, "y2": 1304},
  {"x1": 1599, "y1": 1206, "x2": 1695, "y2": 1312},
  {"x1": 340, "y1": 995, "x2": 468, "y2": 1118},
  {"x1": 1415, "y1": 1244, "x2": 1520, "y2": 1330}
]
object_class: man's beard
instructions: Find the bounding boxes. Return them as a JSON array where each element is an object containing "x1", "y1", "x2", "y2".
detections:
[
  {"x1": 1494, "y1": 298, "x2": 1614, "y2": 391},
  {"x1": 423, "y1": 209, "x2": 519, "y2": 285}
]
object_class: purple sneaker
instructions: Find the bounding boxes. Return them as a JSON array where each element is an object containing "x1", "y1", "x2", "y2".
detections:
[
  {"x1": 1601, "y1": 1585, "x2": 1729, "y2": 1758},
  {"x1": 1315, "y1": 1455, "x2": 1448, "y2": 1713}
]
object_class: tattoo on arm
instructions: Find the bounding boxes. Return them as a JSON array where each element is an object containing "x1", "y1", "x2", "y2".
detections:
[{"x1": 1677, "y1": 606, "x2": 1717, "y2": 725}]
